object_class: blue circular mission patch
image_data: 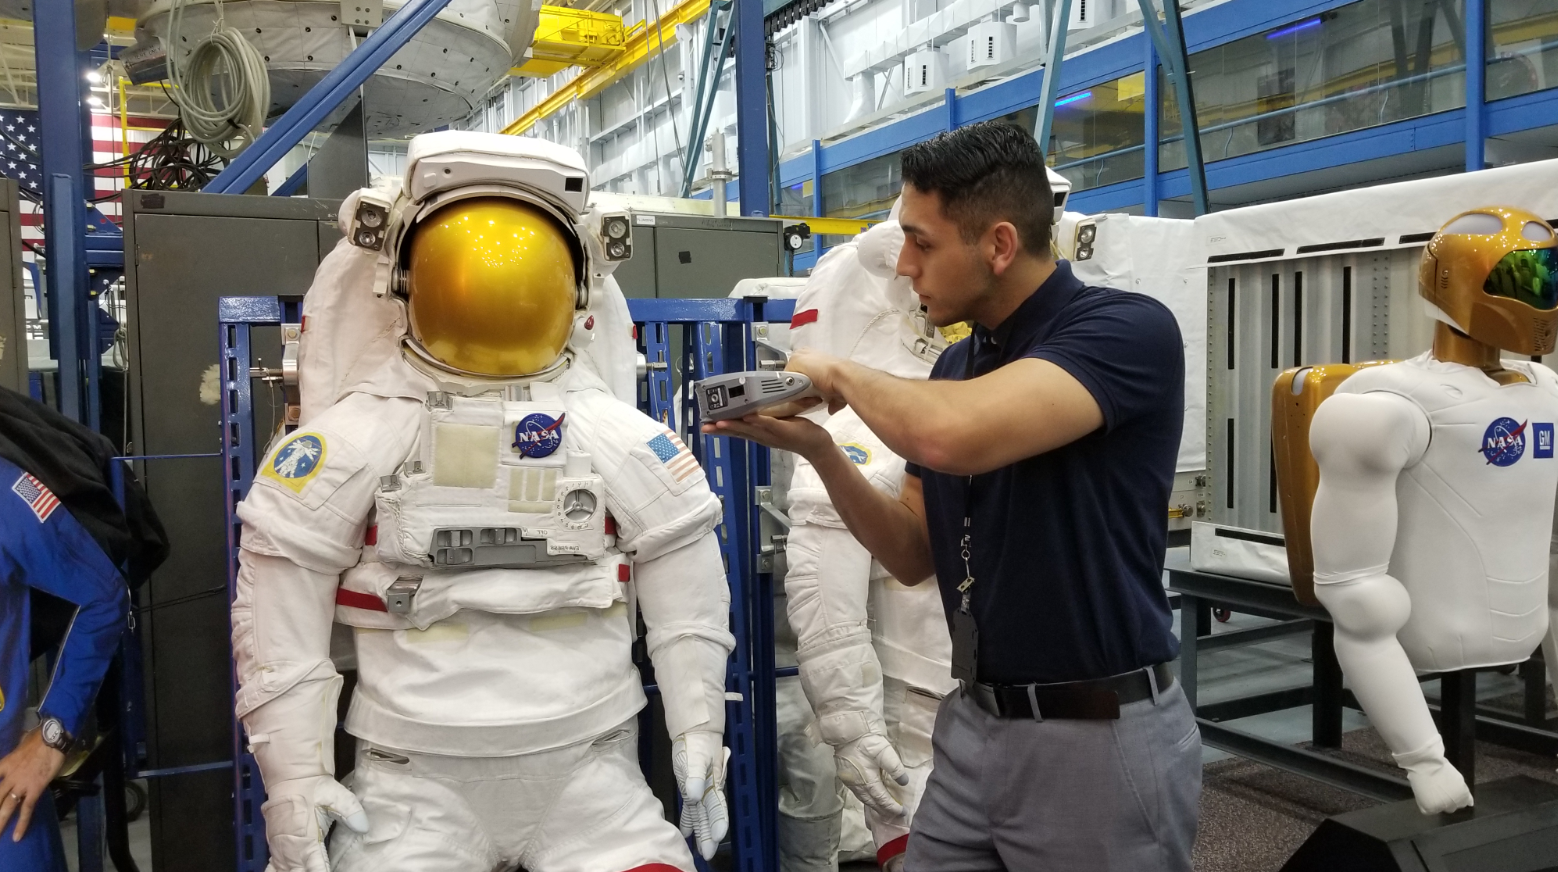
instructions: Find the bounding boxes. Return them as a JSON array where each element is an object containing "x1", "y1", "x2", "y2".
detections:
[
  {"x1": 272, "y1": 434, "x2": 324, "y2": 479},
  {"x1": 513, "y1": 413, "x2": 565, "y2": 458},
  {"x1": 1481, "y1": 417, "x2": 1528, "y2": 467}
]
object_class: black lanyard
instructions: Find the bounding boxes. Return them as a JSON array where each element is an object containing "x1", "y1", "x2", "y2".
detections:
[{"x1": 957, "y1": 343, "x2": 980, "y2": 616}]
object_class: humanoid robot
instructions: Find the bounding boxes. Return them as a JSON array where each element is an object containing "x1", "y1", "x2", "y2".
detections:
[
  {"x1": 1278, "y1": 206, "x2": 1558, "y2": 814},
  {"x1": 781, "y1": 210, "x2": 957, "y2": 872},
  {"x1": 232, "y1": 132, "x2": 735, "y2": 872}
]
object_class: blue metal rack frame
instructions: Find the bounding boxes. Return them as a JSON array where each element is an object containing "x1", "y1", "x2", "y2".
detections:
[{"x1": 217, "y1": 296, "x2": 791, "y2": 872}]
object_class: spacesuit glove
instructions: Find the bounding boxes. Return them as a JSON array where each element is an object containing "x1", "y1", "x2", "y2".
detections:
[
  {"x1": 259, "y1": 776, "x2": 369, "y2": 872},
  {"x1": 1393, "y1": 737, "x2": 1473, "y2": 815},
  {"x1": 833, "y1": 730, "x2": 909, "y2": 819},
  {"x1": 673, "y1": 730, "x2": 730, "y2": 860}
]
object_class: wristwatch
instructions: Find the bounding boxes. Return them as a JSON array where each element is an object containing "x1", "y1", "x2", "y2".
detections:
[{"x1": 38, "y1": 716, "x2": 73, "y2": 753}]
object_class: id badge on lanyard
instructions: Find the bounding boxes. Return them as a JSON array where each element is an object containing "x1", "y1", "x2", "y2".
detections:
[{"x1": 951, "y1": 346, "x2": 980, "y2": 683}]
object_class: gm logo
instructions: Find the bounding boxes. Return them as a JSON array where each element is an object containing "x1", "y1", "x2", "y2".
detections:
[{"x1": 1537, "y1": 423, "x2": 1555, "y2": 459}]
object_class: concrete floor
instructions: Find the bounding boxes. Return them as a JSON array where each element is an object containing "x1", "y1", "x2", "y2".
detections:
[{"x1": 56, "y1": 551, "x2": 1541, "y2": 870}]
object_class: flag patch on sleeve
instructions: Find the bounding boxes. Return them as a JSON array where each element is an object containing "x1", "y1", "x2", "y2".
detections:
[
  {"x1": 647, "y1": 432, "x2": 701, "y2": 482},
  {"x1": 12, "y1": 472, "x2": 60, "y2": 522}
]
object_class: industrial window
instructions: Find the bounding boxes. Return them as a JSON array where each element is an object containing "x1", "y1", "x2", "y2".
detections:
[
  {"x1": 1158, "y1": 0, "x2": 1466, "y2": 173},
  {"x1": 1488, "y1": 0, "x2": 1558, "y2": 102},
  {"x1": 1046, "y1": 71, "x2": 1147, "y2": 195}
]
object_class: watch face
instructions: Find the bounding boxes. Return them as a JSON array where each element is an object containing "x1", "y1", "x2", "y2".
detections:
[{"x1": 41, "y1": 719, "x2": 62, "y2": 746}]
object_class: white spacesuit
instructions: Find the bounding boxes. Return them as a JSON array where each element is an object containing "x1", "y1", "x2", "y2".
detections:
[
  {"x1": 1299, "y1": 207, "x2": 1558, "y2": 814},
  {"x1": 780, "y1": 213, "x2": 957, "y2": 871},
  {"x1": 231, "y1": 132, "x2": 735, "y2": 872}
]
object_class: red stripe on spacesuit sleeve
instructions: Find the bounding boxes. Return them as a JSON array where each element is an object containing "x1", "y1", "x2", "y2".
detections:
[
  {"x1": 618, "y1": 563, "x2": 632, "y2": 582},
  {"x1": 335, "y1": 588, "x2": 388, "y2": 612},
  {"x1": 364, "y1": 525, "x2": 377, "y2": 546},
  {"x1": 791, "y1": 308, "x2": 819, "y2": 327},
  {"x1": 878, "y1": 834, "x2": 910, "y2": 866},
  {"x1": 621, "y1": 865, "x2": 684, "y2": 872}
]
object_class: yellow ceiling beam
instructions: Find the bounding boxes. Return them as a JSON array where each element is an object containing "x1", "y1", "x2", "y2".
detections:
[
  {"x1": 503, "y1": 0, "x2": 711, "y2": 137},
  {"x1": 512, "y1": 6, "x2": 626, "y2": 77},
  {"x1": 771, "y1": 215, "x2": 882, "y2": 237}
]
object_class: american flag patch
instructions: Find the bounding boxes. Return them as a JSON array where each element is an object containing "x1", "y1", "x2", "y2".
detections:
[
  {"x1": 12, "y1": 472, "x2": 60, "y2": 522},
  {"x1": 647, "y1": 432, "x2": 701, "y2": 482}
]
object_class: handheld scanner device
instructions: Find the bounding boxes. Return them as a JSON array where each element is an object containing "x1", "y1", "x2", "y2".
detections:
[{"x1": 696, "y1": 371, "x2": 820, "y2": 422}]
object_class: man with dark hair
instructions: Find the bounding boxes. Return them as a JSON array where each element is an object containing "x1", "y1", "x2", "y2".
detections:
[{"x1": 708, "y1": 121, "x2": 1199, "y2": 871}]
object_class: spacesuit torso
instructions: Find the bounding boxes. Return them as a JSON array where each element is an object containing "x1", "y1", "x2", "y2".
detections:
[{"x1": 1324, "y1": 354, "x2": 1558, "y2": 670}]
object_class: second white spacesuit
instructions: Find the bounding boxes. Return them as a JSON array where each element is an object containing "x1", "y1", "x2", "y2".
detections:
[
  {"x1": 781, "y1": 213, "x2": 956, "y2": 871},
  {"x1": 231, "y1": 132, "x2": 734, "y2": 872}
]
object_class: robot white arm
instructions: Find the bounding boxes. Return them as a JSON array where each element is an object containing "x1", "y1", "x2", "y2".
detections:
[
  {"x1": 604, "y1": 436, "x2": 736, "y2": 860},
  {"x1": 1309, "y1": 390, "x2": 1473, "y2": 814},
  {"x1": 785, "y1": 463, "x2": 909, "y2": 820},
  {"x1": 232, "y1": 395, "x2": 418, "y2": 871}
]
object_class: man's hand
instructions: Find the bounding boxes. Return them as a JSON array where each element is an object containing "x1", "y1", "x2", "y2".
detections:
[
  {"x1": 785, "y1": 349, "x2": 850, "y2": 413},
  {"x1": 0, "y1": 728, "x2": 66, "y2": 841},
  {"x1": 703, "y1": 412, "x2": 836, "y2": 461}
]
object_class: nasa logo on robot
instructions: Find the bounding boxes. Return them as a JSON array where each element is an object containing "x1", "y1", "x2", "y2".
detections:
[
  {"x1": 513, "y1": 413, "x2": 565, "y2": 458},
  {"x1": 1481, "y1": 417, "x2": 1529, "y2": 467}
]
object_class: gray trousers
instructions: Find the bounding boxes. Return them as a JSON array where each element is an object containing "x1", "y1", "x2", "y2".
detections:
[{"x1": 904, "y1": 676, "x2": 1201, "y2": 872}]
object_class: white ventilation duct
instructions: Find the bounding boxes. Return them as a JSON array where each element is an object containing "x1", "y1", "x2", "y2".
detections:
[
  {"x1": 903, "y1": 48, "x2": 946, "y2": 96},
  {"x1": 967, "y1": 20, "x2": 1015, "y2": 69},
  {"x1": 843, "y1": 72, "x2": 876, "y2": 123}
]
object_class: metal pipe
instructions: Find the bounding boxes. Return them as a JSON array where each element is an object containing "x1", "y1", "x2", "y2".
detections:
[
  {"x1": 1143, "y1": 32, "x2": 1159, "y2": 215},
  {"x1": 709, "y1": 130, "x2": 729, "y2": 215},
  {"x1": 1034, "y1": 0, "x2": 1075, "y2": 159},
  {"x1": 1466, "y1": 0, "x2": 1486, "y2": 170},
  {"x1": 1157, "y1": 0, "x2": 1209, "y2": 214}
]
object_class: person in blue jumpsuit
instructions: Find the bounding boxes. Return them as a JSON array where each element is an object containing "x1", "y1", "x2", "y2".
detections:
[{"x1": 0, "y1": 452, "x2": 130, "y2": 871}]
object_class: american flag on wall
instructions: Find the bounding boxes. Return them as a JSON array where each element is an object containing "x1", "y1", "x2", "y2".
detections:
[{"x1": 0, "y1": 106, "x2": 169, "y2": 245}]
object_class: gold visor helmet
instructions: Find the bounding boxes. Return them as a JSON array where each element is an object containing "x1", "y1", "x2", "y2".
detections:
[
  {"x1": 1419, "y1": 206, "x2": 1558, "y2": 356},
  {"x1": 403, "y1": 196, "x2": 582, "y2": 377}
]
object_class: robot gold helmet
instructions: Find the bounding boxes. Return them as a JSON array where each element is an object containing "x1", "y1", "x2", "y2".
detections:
[
  {"x1": 406, "y1": 196, "x2": 579, "y2": 377},
  {"x1": 1419, "y1": 206, "x2": 1558, "y2": 356}
]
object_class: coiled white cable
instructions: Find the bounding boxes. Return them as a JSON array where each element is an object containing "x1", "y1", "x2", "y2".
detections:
[{"x1": 165, "y1": 0, "x2": 271, "y2": 158}]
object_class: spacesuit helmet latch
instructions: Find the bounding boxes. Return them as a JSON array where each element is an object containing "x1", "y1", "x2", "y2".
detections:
[
  {"x1": 402, "y1": 196, "x2": 584, "y2": 377},
  {"x1": 1420, "y1": 206, "x2": 1558, "y2": 356}
]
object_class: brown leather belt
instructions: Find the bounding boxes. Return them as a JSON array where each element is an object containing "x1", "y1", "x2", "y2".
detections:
[{"x1": 964, "y1": 662, "x2": 1175, "y2": 721}]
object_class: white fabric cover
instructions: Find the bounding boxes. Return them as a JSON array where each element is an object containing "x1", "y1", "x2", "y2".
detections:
[
  {"x1": 1062, "y1": 213, "x2": 1207, "y2": 473},
  {"x1": 1308, "y1": 353, "x2": 1558, "y2": 813}
]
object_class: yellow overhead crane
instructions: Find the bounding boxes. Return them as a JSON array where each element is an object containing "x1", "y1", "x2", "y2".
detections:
[
  {"x1": 513, "y1": 6, "x2": 628, "y2": 78},
  {"x1": 503, "y1": 0, "x2": 712, "y2": 137}
]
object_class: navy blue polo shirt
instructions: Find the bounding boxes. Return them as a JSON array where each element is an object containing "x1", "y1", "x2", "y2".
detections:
[{"x1": 905, "y1": 260, "x2": 1183, "y2": 685}]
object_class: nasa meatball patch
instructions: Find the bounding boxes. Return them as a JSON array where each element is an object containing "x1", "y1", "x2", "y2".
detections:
[{"x1": 1481, "y1": 417, "x2": 1528, "y2": 467}]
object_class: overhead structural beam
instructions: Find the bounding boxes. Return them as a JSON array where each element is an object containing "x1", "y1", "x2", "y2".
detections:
[
  {"x1": 503, "y1": 0, "x2": 712, "y2": 137},
  {"x1": 1033, "y1": 0, "x2": 1074, "y2": 160},
  {"x1": 1139, "y1": 0, "x2": 1209, "y2": 214},
  {"x1": 206, "y1": 0, "x2": 455, "y2": 195}
]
